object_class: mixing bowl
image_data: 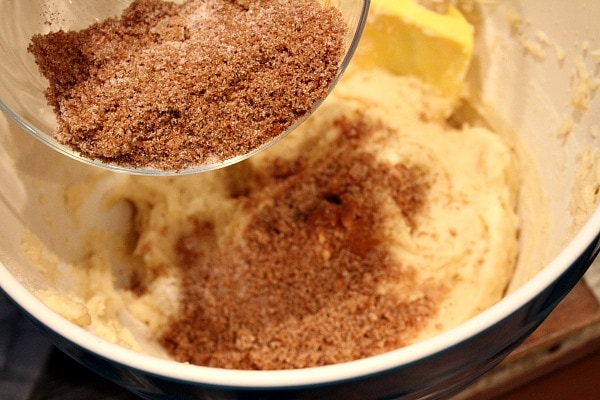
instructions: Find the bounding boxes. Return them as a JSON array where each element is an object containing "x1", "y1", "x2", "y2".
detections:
[
  {"x1": 0, "y1": 0, "x2": 370, "y2": 175},
  {"x1": 1, "y1": 0, "x2": 600, "y2": 399}
]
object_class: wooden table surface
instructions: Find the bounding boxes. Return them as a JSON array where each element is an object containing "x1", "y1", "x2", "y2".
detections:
[{"x1": 459, "y1": 270, "x2": 600, "y2": 400}]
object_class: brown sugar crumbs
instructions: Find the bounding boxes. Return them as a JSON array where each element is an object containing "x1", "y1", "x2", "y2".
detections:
[
  {"x1": 159, "y1": 115, "x2": 443, "y2": 370},
  {"x1": 28, "y1": 0, "x2": 347, "y2": 171}
]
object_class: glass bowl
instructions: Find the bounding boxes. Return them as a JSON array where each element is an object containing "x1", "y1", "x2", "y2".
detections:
[{"x1": 0, "y1": 0, "x2": 370, "y2": 175}]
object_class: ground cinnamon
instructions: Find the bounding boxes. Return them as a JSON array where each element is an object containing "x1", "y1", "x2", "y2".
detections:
[
  {"x1": 159, "y1": 115, "x2": 441, "y2": 370},
  {"x1": 28, "y1": 0, "x2": 347, "y2": 171}
]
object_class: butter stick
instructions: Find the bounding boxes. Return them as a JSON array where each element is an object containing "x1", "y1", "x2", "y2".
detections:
[{"x1": 353, "y1": 0, "x2": 474, "y2": 102}]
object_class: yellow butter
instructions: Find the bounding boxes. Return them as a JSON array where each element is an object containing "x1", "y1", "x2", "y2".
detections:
[{"x1": 353, "y1": 0, "x2": 474, "y2": 101}]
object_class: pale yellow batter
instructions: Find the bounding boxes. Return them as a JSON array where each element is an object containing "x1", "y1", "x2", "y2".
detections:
[
  {"x1": 28, "y1": 0, "x2": 522, "y2": 360},
  {"x1": 31, "y1": 67, "x2": 520, "y2": 356}
]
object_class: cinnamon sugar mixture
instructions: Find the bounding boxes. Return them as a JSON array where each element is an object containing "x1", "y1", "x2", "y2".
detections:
[
  {"x1": 160, "y1": 115, "x2": 441, "y2": 369},
  {"x1": 28, "y1": 0, "x2": 347, "y2": 171}
]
